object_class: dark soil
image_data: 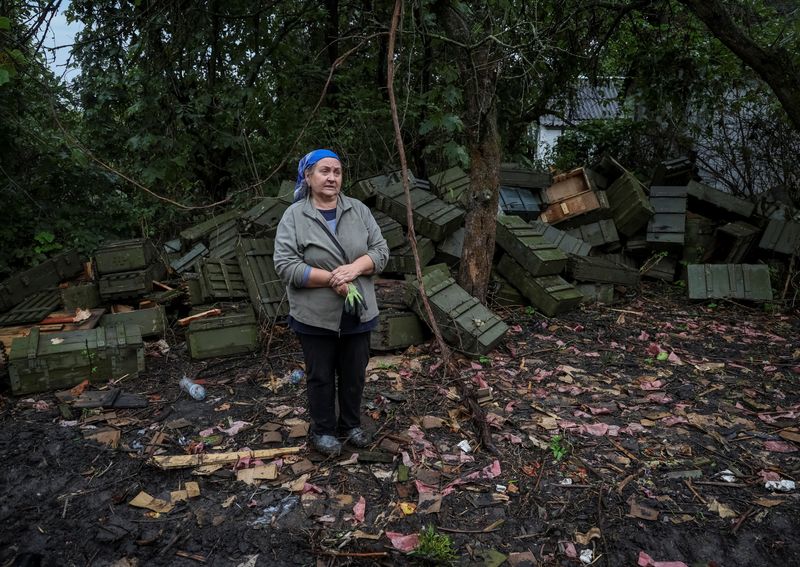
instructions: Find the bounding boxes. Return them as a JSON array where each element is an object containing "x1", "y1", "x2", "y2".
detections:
[{"x1": 1, "y1": 282, "x2": 799, "y2": 567}]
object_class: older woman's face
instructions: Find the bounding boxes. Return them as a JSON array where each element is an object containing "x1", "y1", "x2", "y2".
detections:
[{"x1": 306, "y1": 157, "x2": 342, "y2": 200}]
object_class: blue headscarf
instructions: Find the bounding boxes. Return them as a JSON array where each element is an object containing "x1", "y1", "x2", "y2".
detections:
[{"x1": 293, "y1": 149, "x2": 341, "y2": 202}]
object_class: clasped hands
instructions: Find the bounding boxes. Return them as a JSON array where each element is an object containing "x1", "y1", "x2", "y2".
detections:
[{"x1": 329, "y1": 263, "x2": 359, "y2": 296}]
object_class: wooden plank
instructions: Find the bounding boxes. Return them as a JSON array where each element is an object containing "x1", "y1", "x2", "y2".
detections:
[{"x1": 151, "y1": 447, "x2": 303, "y2": 470}]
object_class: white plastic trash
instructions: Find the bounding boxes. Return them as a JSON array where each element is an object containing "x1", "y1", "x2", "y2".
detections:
[
  {"x1": 456, "y1": 440, "x2": 472, "y2": 453},
  {"x1": 765, "y1": 479, "x2": 796, "y2": 492},
  {"x1": 580, "y1": 549, "x2": 593, "y2": 564}
]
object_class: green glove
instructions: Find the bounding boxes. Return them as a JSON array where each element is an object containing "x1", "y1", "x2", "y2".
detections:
[{"x1": 344, "y1": 282, "x2": 366, "y2": 317}]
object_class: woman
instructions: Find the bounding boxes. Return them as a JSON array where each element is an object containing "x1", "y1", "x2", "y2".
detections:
[{"x1": 274, "y1": 149, "x2": 389, "y2": 456}]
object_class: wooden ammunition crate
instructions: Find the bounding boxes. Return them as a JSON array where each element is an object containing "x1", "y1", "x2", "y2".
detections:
[
  {"x1": 170, "y1": 243, "x2": 208, "y2": 274},
  {"x1": 651, "y1": 156, "x2": 694, "y2": 186},
  {"x1": 606, "y1": 172, "x2": 654, "y2": 236},
  {"x1": 61, "y1": 282, "x2": 101, "y2": 311},
  {"x1": 496, "y1": 255, "x2": 582, "y2": 317},
  {"x1": 488, "y1": 272, "x2": 526, "y2": 308},
  {"x1": 385, "y1": 238, "x2": 435, "y2": 274},
  {"x1": 0, "y1": 290, "x2": 61, "y2": 326},
  {"x1": 0, "y1": 250, "x2": 83, "y2": 313},
  {"x1": 529, "y1": 221, "x2": 591, "y2": 256},
  {"x1": 498, "y1": 187, "x2": 542, "y2": 221},
  {"x1": 207, "y1": 219, "x2": 240, "y2": 260},
  {"x1": 496, "y1": 215, "x2": 568, "y2": 276},
  {"x1": 404, "y1": 271, "x2": 508, "y2": 356},
  {"x1": 98, "y1": 263, "x2": 167, "y2": 300},
  {"x1": 8, "y1": 324, "x2": 144, "y2": 395},
  {"x1": 687, "y1": 264, "x2": 772, "y2": 301},
  {"x1": 568, "y1": 255, "x2": 640, "y2": 286},
  {"x1": 758, "y1": 219, "x2": 800, "y2": 255},
  {"x1": 428, "y1": 167, "x2": 470, "y2": 205},
  {"x1": 370, "y1": 309, "x2": 427, "y2": 352},
  {"x1": 499, "y1": 163, "x2": 550, "y2": 189},
  {"x1": 236, "y1": 238, "x2": 288, "y2": 320},
  {"x1": 187, "y1": 307, "x2": 259, "y2": 360},
  {"x1": 544, "y1": 168, "x2": 592, "y2": 203},
  {"x1": 567, "y1": 219, "x2": 620, "y2": 249},
  {"x1": 683, "y1": 214, "x2": 716, "y2": 263},
  {"x1": 540, "y1": 190, "x2": 611, "y2": 226},
  {"x1": 200, "y1": 258, "x2": 248, "y2": 299},
  {"x1": 373, "y1": 211, "x2": 405, "y2": 250},
  {"x1": 708, "y1": 221, "x2": 760, "y2": 263},
  {"x1": 94, "y1": 239, "x2": 158, "y2": 275},
  {"x1": 575, "y1": 282, "x2": 615, "y2": 304},
  {"x1": 647, "y1": 186, "x2": 687, "y2": 246},
  {"x1": 99, "y1": 305, "x2": 167, "y2": 339},
  {"x1": 180, "y1": 210, "x2": 241, "y2": 248},
  {"x1": 436, "y1": 228, "x2": 465, "y2": 266},
  {"x1": 239, "y1": 197, "x2": 290, "y2": 237},
  {"x1": 375, "y1": 183, "x2": 465, "y2": 242},
  {"x1": 685, "y1": 181, "x2": 754, "y2": 219}
]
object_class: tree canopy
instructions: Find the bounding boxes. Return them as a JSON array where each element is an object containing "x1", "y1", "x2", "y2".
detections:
[{"x1": 1, "y1": 0, "x2": 798, "y2": 289}]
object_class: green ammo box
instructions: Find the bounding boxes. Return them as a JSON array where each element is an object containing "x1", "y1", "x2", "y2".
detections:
[
  {"x1": 200, "y1": 258, "x2": 249, "y2": 299},
  {"x1": 568, "y1": 255, "x2": 640, "y2": 286},
  {"x1": 61, "y1": 282, "x2": 101, "y2": 310},
  {"x1": 99, "y1": 305, "x2": 167, "y2": 339},
  {"x1": 180, "y1": 210, "x2": 241, "y2": 248},
  {"x1": 647, "y1": 186, "x2": 687, "y2": 247},
  {"x1": 375, "y1": 183, "x2": 465, "y2": 242},
  {"x1": 428, "y1": 167, "x2": 471, "y2": 205},
  {"x1": 373, "y1": 211, "x2": 405, "y2": 250},
  {"x1": 686, "y1": 181, "x2": 755, "y2": 220},
  {"x1": 496, "y1": 215, "x2": 568, "y2": 276},
  {"x1": 687, "y1": 264, "x2": 772, "y2": 301},
  {"x1": 529, "y1": 221, "x2": 591, "y2": 256},
  {"x1": 606, "y1": 172, "x2": 654, "y2": 237},
  {"x1": 370, "y1": 309, "x2": 427, "y2": 352},
  {"x1": 758, "y1": 219, "x2": 800, "y2": 255},
  {"x1": 575, "y1": 283, "x2": 615, "y2": 304},
  {"x1": 170, "y1": 243, "x2": 208, "y2": 274},
  {"x1": 0, "y1": 290, "x2": 61, "y2": 326},
  {"x1": 94, "y1": 239, "x2": 158, "y2": 275},
  {"x1": 496, "y1": 255, "x2": 582, "y2": 317},
  {"x1": 187, "y1": 307, "x2": 259, "y2": 360},
  {"x1": 98, "y1": 262, "x2": 167, "y2": 300},
  {"x1": 207, "y1": 220, "x2": 240, "y2": 260},
  {"x1": 0, "y1": 250, "x2": 83, "y2": 313},
  {"x1": 404, "y1": 271, "x2": 508, "y2": 356},
  {"x1": 488, "y1": 272, "x2": 526, "y2": 308},
  {"x1": 567, "y1": 219, "x2": 620, "y2": 249},
  {"x1": 236, "y1": 238, "x2": 289, "y2": 320},
  {"x1": 239, "y1": 197, "x2": 290, "y2": 237},
  {"x1": 8, "y1": 324, "x2": 145, "y2": 395},
  {"x1": 385, "y1": 238, "x2": 435, "y2": 274}
]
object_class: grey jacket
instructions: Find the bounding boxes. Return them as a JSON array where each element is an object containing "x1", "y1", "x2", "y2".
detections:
[{"x1": 273, "y1": 194, "x2": 389, "y2": 332}]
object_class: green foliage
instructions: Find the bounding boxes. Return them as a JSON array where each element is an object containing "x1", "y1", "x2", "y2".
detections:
[
  {"x1": 549, "y1": 434, "x2": 568, "y2": 462},
  {"x1": 550, "y1": 118, "x2": 653, "y2": 173},
  {"x1": 410, "y1": 525, "x2": 458, "y2": 565}
]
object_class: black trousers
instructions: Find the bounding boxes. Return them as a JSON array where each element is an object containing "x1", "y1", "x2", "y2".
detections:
[{"x1": 297, "y1": 332, "x2": 371, "y2": 436}]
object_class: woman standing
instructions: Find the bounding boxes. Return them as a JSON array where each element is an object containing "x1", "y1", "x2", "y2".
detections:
[{"x1": 274, "y1": 149, "x2": 389, "y2": 456}]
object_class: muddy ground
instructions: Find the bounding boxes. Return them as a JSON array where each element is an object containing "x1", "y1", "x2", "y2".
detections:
[{"x1": 0, "y1": 281, "x2": 798, "y2": 567}]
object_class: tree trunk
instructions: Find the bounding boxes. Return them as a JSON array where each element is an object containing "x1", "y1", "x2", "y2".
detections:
[
  {"x1": 678, "y1": 0, "x2": 800, "y2": 132},
  {"x1": 438, "y1": 3, "x2": 501, "y2": 302}
]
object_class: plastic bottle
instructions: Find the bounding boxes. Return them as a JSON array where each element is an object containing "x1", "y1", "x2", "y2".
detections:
[
  {"x1": 289, "y1": 369, "x2": 305, "y2": 385},
  {"x1": 179, "y1": 375, "x2": 206, "y2": 400}
]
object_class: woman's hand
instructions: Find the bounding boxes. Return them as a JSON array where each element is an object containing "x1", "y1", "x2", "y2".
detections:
[
  {"x1": 333, "y1": 282, "x2": 349, "y2": 297},
  {"x1": 329, "y1": 264, "x2": 360, "y2": 287}
]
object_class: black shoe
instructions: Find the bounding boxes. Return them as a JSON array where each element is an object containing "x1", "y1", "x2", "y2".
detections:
[
  {"x1": 341, "y1": 427, "x2": 372, "y2": 448},
  {"x1": 310, "y1": 434, "x2": 342, "y2": 457}
]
